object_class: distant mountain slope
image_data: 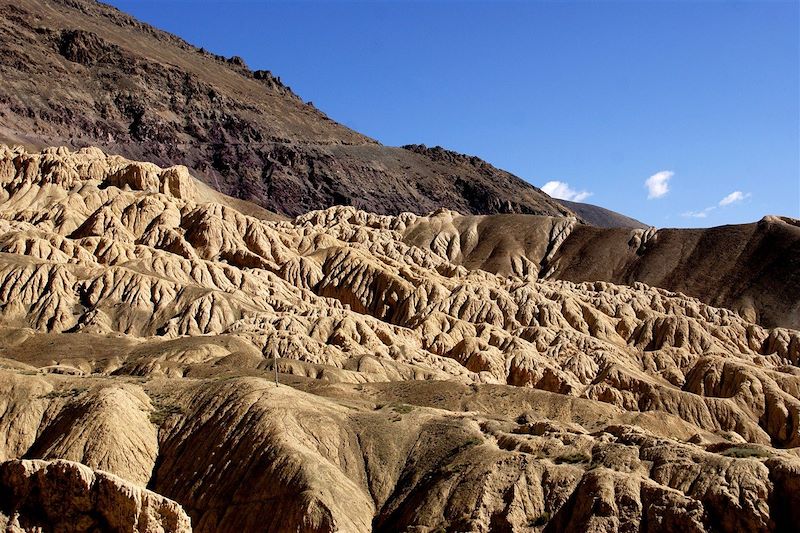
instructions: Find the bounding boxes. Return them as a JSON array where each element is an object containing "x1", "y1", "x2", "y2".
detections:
[
  {"x1": 559, "y1": 199, "x2": 648, "y2": 229},
  {"x1": 0, "y1": 0, "x2": 595, "y2": 221},
  {"x1": 403, "y1": 212, "x2": 800, "y2": 329}
]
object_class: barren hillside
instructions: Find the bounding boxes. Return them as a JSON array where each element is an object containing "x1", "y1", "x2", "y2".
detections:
[
  {"x1": 0, "y1": 146, "x2": 798, "y2": 532},
  {"x1": 404, "y1": 212, "x2": 800, "y2": 329},
  {"x1": 0, "y1": 0, "x2": 591, "y2": 222}
]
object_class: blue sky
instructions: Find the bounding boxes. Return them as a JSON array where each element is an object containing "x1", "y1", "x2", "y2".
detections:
[{"x1": 108, "y1": 0, "x2": 799, "y2": 227}]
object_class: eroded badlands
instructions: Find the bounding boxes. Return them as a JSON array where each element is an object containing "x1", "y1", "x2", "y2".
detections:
[{"x1": 0, "y1": 146, "x2": 798, "y2": 532}]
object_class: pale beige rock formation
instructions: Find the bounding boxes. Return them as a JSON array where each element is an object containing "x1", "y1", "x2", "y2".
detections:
[
  {"x1": 0, "y1": 458, "x2": 191, "y2": 532},
  {"x1": 0, "y1": 146, "x2": 798, "y2": 532},
  {"x1": 403, "y1": 210, "x2": 800, "y2": 330}
]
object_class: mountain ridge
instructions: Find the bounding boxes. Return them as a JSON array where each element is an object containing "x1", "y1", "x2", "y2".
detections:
[
  {"x1": 403, "y1": 212, "x2": 800, "y2": 329},
  {"x1": 0, "y1": 0, "x2": 653, "y2": 227}
]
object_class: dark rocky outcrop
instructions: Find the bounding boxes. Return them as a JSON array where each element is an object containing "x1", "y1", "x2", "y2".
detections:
[{"x1": 0, "y1": 0, "x2": 587, "y2": 222}]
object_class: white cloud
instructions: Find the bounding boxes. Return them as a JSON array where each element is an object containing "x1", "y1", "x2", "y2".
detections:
[
  {"x1": 680, "y1": 190, "x2": 752, "y2": 220},
  {"x1": 681, "y1": 206, "x2": 715, "y2": 218},
  {"x1": 541, "y1": 181, "x2": 593, "y2": 202},
  {"x1": 645, "y1": 171, "x2": 672, "y2": 199},
  {"x1": 719, "y1": 191, "x2": 751, "y2": 206}
]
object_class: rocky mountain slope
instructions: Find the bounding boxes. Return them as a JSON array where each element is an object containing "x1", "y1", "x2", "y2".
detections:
[
  {"x1": 0, "y1": 0, "x2": 591, "y2": 223},
  {"x1": 559, "y1": 199, "x2": 648, "y2": 230},
  {"x1": 0, "y1": 146, "x2": 798, "y2": 532},
  {"x1": 0, "y1": 459, "x2": 191, "y2": 532},
  {"x1": 404, "y1": 212, "x2": 800, "y2": 330}
]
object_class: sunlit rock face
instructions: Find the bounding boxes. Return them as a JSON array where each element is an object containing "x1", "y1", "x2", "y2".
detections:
[{"x1": 0, "y1": 146, "x2": 797, "y2": 532}]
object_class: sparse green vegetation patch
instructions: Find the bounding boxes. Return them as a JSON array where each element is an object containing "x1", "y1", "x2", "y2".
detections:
[
  {"x1": 148, "y1": 393, "x2": 185, "y2": 426},
  {"x1": 554, "y1": 452, "x2": 591, "y2": 465},
  {"x1": 149, "y1": 402, "x2": 183, "y2": 426},
  {"x1": 39, "y1": 387, "x2": 87, "y2": 399},
  {"x1": 391, "y1": 403, "x2": 415, "y2": 414},
  {"x1": 720, "y1": 446, "x2": 772, "y2": 459},
  {"x1": 462, "y1": 436, "x2": 483, "y2": 448}
]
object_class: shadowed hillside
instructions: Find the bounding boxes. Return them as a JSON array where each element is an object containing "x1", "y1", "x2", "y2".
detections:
[{"x1": 0, "y1": 0, "x2": 596, "y2": 222}]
